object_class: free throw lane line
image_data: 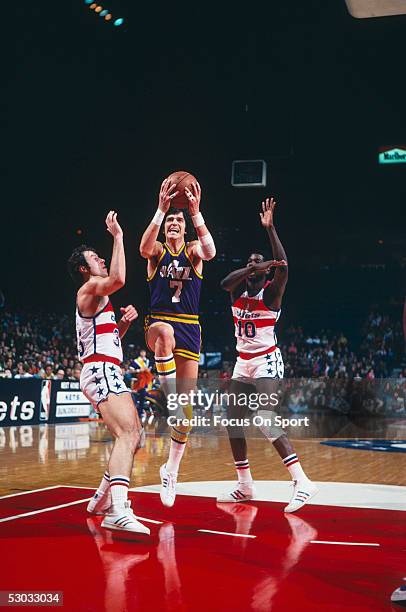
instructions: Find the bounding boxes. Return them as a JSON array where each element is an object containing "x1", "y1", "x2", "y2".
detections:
[
  {"x1": 134, "y1": 516, "x2": 163, "y2": 525},
  {"x1": 198, "y1": 529, "x2": 256, "y2": 539},
  {"x1": 310, "y1": 540, "x2": 380, "y2": 547},
  {"x1": 0, "y1": 498, "x2": 164, "y2": 526},
  {"x1": 0, "y1": 485, "x2": 62, "y2": 500},
  {"x1": 0, "y1": 498, "x2": 92, "y2": 523}
]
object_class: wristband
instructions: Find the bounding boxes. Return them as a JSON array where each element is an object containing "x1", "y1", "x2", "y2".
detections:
[
  {"x1": 195, "y1": 232, "x2": 216, "y2": 260},
  {"x1": 192, "y1": 212, "x2": 205, "y2": 228},
  {"x1": 152, "y1": 208, "x2": 165, "y2": 226},
  {"x1": 199, "y1": 233, "x2": 213, "y2": 245}
]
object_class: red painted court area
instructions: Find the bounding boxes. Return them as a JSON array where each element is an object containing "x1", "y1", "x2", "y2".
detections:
[{"x1": 0, "y1": 486, "x2": 404, "y2": 611}]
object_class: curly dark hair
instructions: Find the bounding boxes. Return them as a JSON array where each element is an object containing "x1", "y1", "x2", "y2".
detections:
[{"x1": 67, "y1": 244, "x2": 97, "y2": 288}]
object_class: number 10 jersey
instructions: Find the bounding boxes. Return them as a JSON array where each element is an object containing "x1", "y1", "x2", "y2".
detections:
[{"x1": 232, "y1": 283, "x2": 281, "y2": 359}]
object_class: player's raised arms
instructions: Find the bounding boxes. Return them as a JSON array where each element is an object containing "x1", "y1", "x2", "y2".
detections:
[
  {"x1": 139, "y1": 179, "x2": 178, "y2": 260},
  {"x1": 260, "y1": 198, "x2": 288, "y2": 310},
  {"x1": 78, "y1": 210, "x2": 126, "y2": 304}
]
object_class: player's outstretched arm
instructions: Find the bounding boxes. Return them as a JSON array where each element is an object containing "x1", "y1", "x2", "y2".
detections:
[
  {"x1": 118, "y1": 305, "x2": 138, "y2": 339},
  {"x1": 260, "y1": 197, "x2": 288, "y2": 309},
  {"x1": 221, "y1": 260, "x2": 287, "y2": 294},
  {"x1": 139, "y1": 178, "x2": 178, "y2": 259},
  {"x1": 80, "y1": 211, "x2": 126, "y2": 303},
  {"x1": 185, "y1": 182, "x2": 216, "y2": 262}
]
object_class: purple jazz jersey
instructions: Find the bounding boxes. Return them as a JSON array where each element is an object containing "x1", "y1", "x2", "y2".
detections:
[{"x1": 146, "y1": 242, "x2": 202, "y2": 361}]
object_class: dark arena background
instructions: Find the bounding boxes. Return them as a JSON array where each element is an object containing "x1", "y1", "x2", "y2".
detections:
[{"x1": 1, "y1": 1, "x2": 405, "y2": 611}]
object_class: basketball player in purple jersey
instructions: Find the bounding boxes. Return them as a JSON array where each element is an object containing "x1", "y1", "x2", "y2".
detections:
[
  {"x1": 140, "y1": 178, "x2": 216, "y2": 506},
  {"x1": 217, "y1": 198, "x2": 318, "y2": 512}
]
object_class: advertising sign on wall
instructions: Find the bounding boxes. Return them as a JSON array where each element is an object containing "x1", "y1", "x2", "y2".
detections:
[
  {"x1": 49, "y1": 381, "x2": 93, "y2": 421},
  {"x1": 378, "y1": 146, "x2": 406, "y2": 164},
  {"x1": 0, "y1": 380, "x2": 42, "y2": 426}
]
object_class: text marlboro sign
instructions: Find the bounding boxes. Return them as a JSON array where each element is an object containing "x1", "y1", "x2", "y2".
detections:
[{"x1": 378, "y1": 146, "x2": 406, "y2": 164}]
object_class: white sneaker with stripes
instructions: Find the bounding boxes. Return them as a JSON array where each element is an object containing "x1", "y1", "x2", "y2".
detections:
[
  {"x1": 216, "y1": 482, "x2": 256, "y2": 503},
  {"x1": 391, "y1": 583, "x2": 406, "y2": 604},
  {"x1": 159, "y1": 464, "x2": 177, "y2": 508},
  {"x1": 87, "y1": 490, "x2": 112, "y2": 516},
  {"x1": 101, "y1": 501, "x2": 150, "y2": 535},
  {"x1": 284, "y1": 479, "x2": 318, "y2": 513}
]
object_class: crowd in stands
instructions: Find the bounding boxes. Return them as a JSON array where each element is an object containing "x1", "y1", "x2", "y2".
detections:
[
  {"x1": 279, "y1": 313, "x2": 404, "y2": 379},
  {"x1": 0, "y1": 311, "x2": 81, "y2": 381},
  {"x1": 0, "y1": 305, "x2": 404, "y2": 381}
]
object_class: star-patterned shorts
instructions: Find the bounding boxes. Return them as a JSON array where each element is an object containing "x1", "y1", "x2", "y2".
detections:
[
  {"x1": 80, "y1": 361, "x2": 131, "y2": 411},
  {"x1": 232, "y1": 348, "x2": 284, "y2": 382}
]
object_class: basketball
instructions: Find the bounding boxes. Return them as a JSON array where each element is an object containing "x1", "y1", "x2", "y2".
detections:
[{"x1": 167, "y1": 170, "x2": 197, "y2": 209}]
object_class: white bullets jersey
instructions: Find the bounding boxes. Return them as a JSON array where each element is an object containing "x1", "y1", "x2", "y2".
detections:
[
  {"x1": 232, "y1": 283, "x2": 280, "y2": 357},
  {"x1": 76, "y1": 299, "x2": 123, "y2": 363}
]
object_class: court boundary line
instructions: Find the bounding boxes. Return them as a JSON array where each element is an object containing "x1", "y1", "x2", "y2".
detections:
[
  {"x1": 0, "y1": 485, "x2": 62, "y2": 500},
  {"x1": 135, "y1": 516, "x2": 163, "y2": 525},
  {"x1": 0, "y1": 487, "x2": 165, "y2": 525},
  {"x1": 59, "y1": 485, "x2": 96, "y2": 490},
  {"x1": 0, "y1": 497, "x2": 92, "y2": 523},
  {"x1": 198, "y1": 529, "x2": 256, "y2": 539},
  {"x1": 311, "y1": 540, "x2": 380, "y2": 547}
]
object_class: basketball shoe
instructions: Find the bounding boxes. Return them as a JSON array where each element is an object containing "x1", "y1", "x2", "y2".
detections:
[
  {"x1": 87, "y1": 490, "x2": 112, "y2": 515},
  {"x1": 284, "y1": 479, "x2": 318, "y2": 513},
  {"x1": 101, "y1": 500, "x2": 150, "y2": 535},
  {"x1": 216, "y1": 482, "x2": 256, "y2": 503},
  {"x1": 391, "y1": 583, "x2": 406, "y2": 605},
  {"x1": 159, "y1": 464, "x2": 177, "y2": 507}
]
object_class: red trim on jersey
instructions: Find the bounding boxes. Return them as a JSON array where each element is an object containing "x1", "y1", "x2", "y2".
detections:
[
  {"x1": 233, "y1": 297, "x2": 270, "y2": 311},
  {"x1": 76, "y1": 299, "x2": 114, "y2": 320},
  {"x1": 238, "y1": 346, "x2": 276, "y2": 360},
  {"x1": 96, "y1": 323, "x2": 118, "y2": 335},
  {"x1": 233, "y1": 317, "x2": 276, "y2": 328},
  {"x1": 83, "y1": 354, "x2": 121, "y2": 366},
  {"x1": 103, "y1": 301, "x2": 114, "y2": 313}
]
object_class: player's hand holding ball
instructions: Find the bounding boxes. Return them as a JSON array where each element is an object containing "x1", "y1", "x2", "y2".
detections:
[
  {"x1": 105, "y1": 210, "x2": 123, "y2": 238},
  {"x1": 159, "y1": 178, "x2": 179, "y2": 213},
  {"x1": 260, "y1": 197, "x2": 276, "y2": 229},
  {"x1": 185, "y1": 182, "x2": 201, "y2": 216}
]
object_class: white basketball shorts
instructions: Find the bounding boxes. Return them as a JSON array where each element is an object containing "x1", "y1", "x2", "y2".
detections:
[
  {"x1": 80, "y1": 361, "x2": 130, "y2": 409},
  {"x1": 232, "y1": 348, "x2": 284, "y2": 381}
]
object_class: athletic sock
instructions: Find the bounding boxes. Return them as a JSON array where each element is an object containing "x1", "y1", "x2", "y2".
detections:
[
  {"x1": 283, "y1": 454, "x2": 309, "y2": 481},
  {"x1": 155, "y1": 353, "x2": 177, "y2": 399},
  {"x1": 109, "y1": 475, "x2": 130, "y2": 508},
  {"x1": 94, "y1": 471, "x2": 110, "y2": 498},
  {"x1": 235, "y1": 459, "x2": 253, "y2": 485},
  {"x1": 166, "y1": 401, "x2": 193, "y2": 473},
  {"x1": 166, "y1": 440, "x2": 185, "y2": 474}
]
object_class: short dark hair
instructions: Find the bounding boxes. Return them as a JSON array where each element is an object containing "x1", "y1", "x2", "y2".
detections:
[
  {"x1": 67, "y1": 244, "x2": 97, "y2": 287},
  {"x1": 162, "y1": 207, "x2": 196, "y2": 242},
  {"x1": 248, "y1": 252, "x2": 267, "y2": 261}
]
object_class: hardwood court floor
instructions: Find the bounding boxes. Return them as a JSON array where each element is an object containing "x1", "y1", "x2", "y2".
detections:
[{"x1": 0, "y1": 417, "x2": 405, "y2": 497}]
